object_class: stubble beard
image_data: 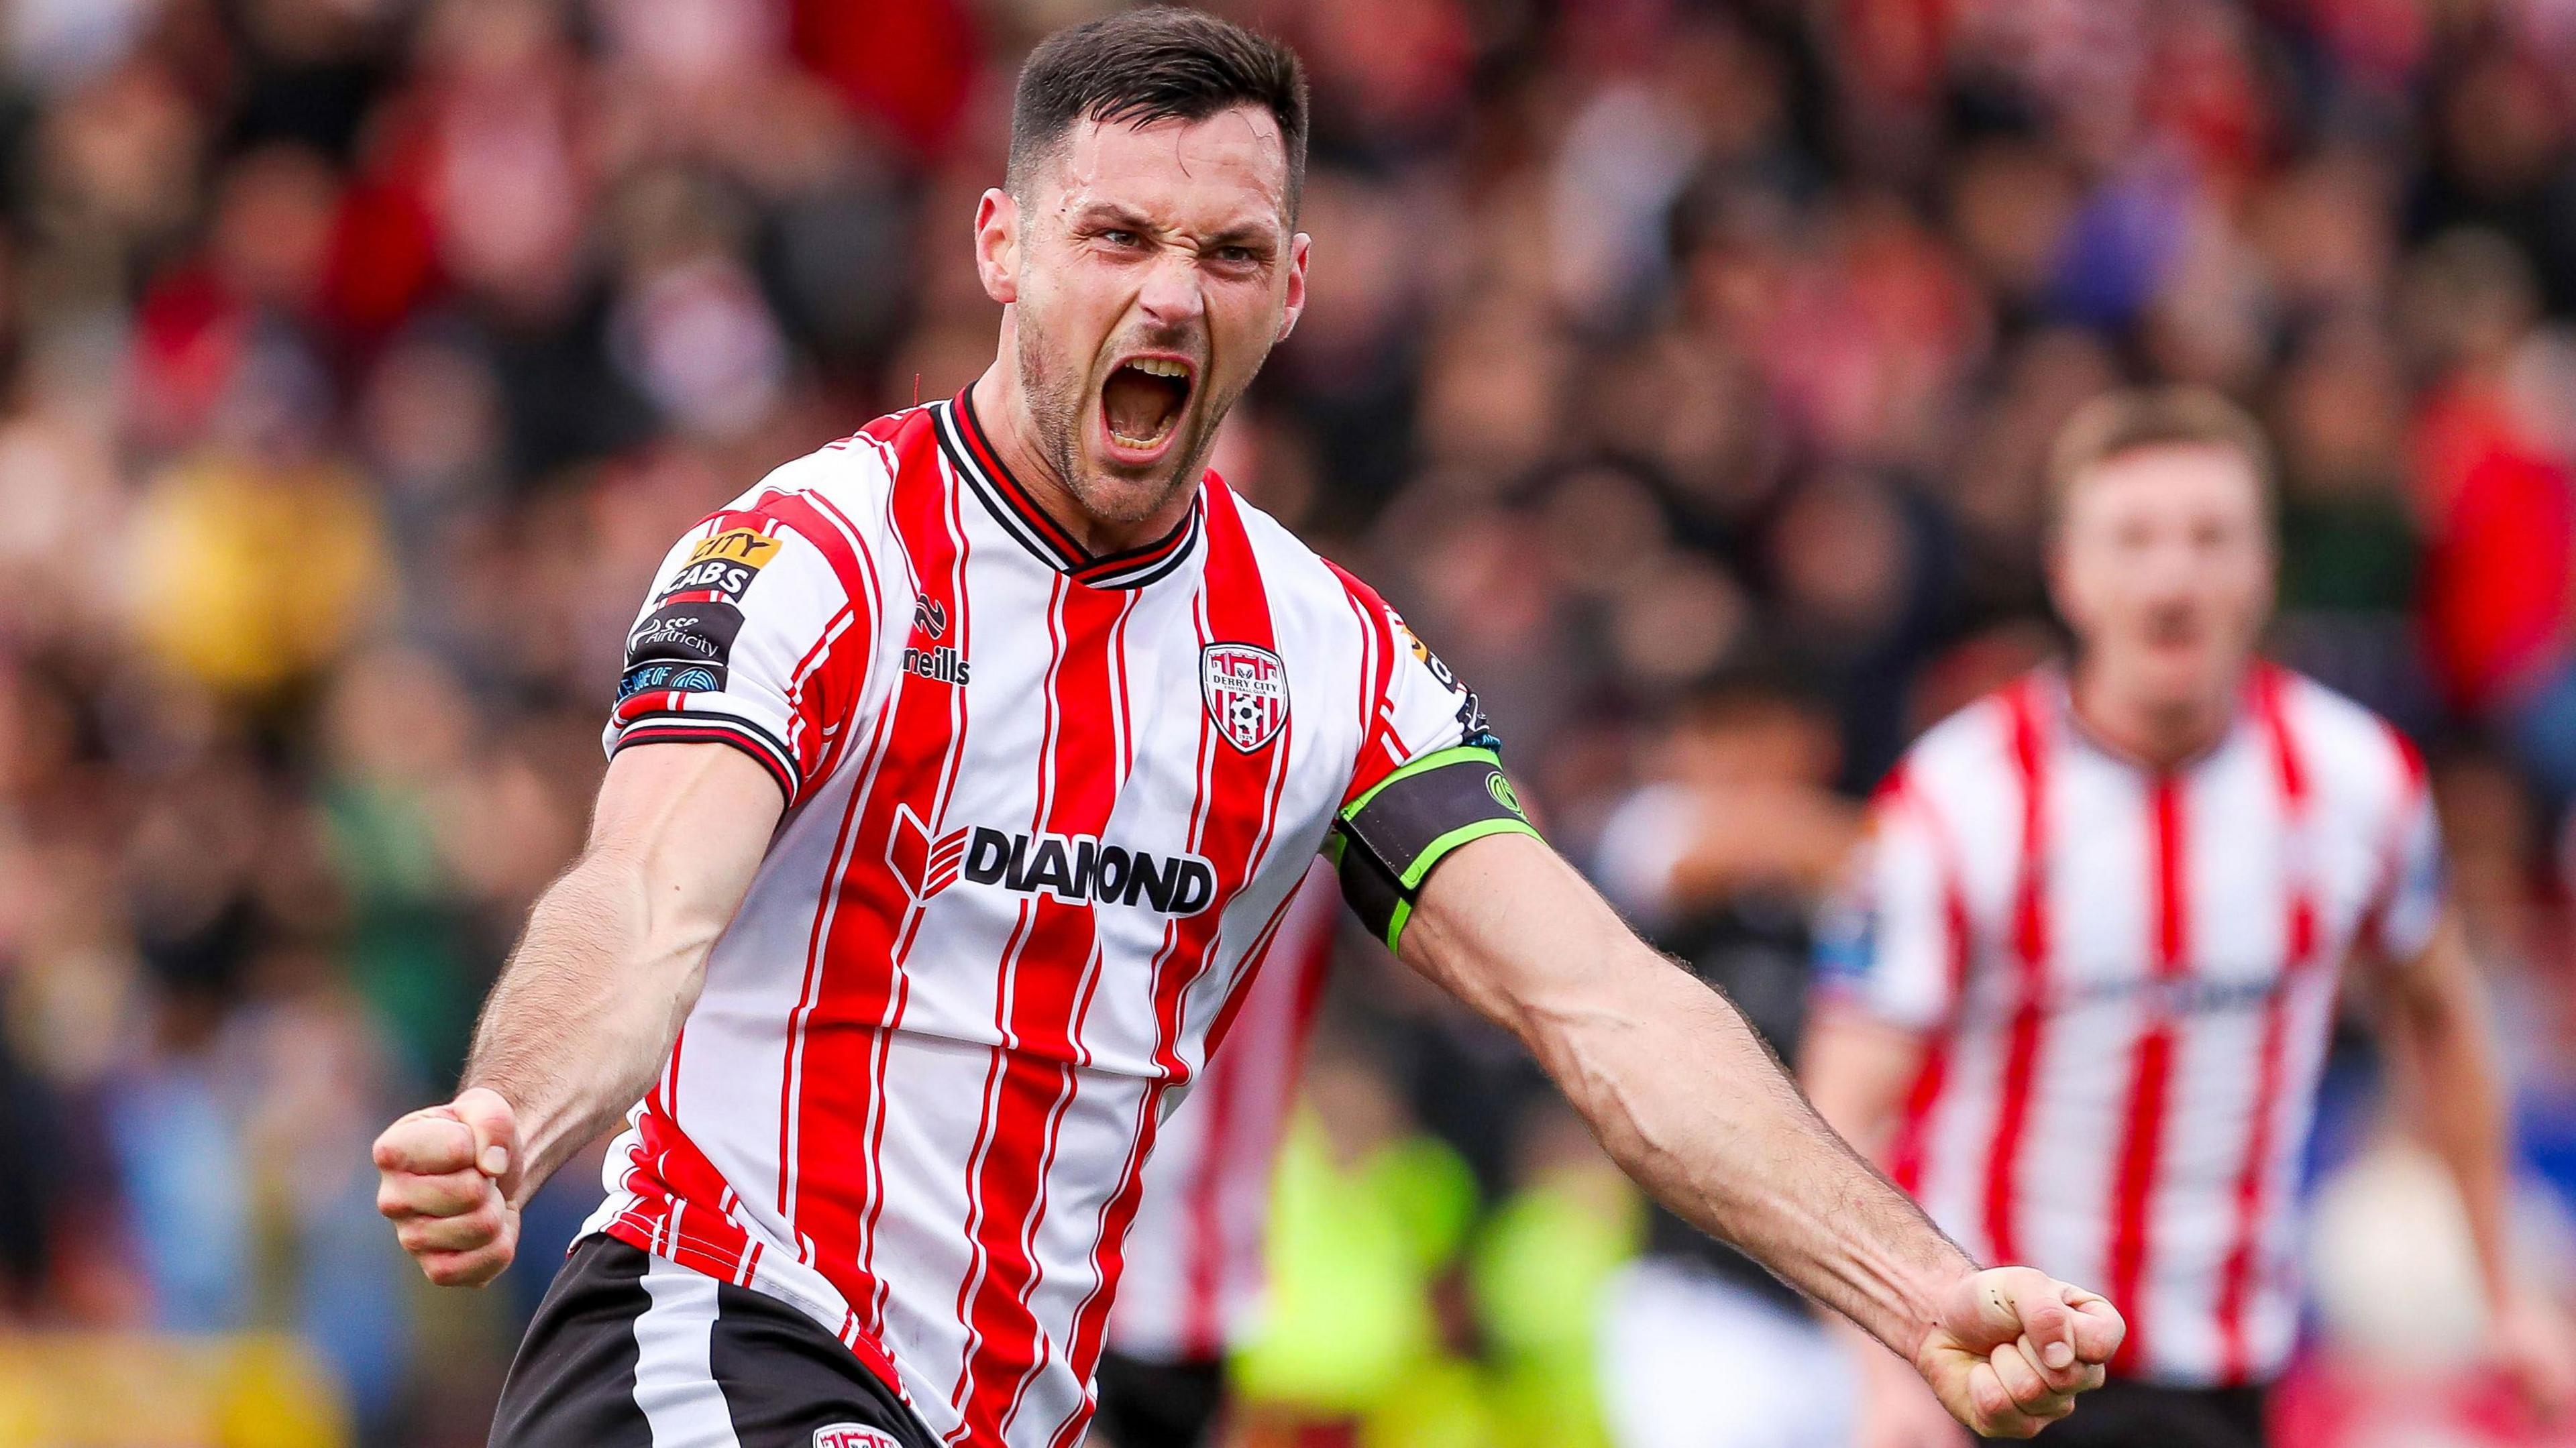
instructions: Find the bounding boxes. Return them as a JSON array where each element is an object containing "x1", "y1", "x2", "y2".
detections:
[{"x1": 1014, "y1": 321, "x2": 1240, "y2": 531}]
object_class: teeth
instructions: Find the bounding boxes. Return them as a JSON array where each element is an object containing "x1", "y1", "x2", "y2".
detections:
[{"x1": 1126, "y1": 358, "x2": 1189, "y2": 378}]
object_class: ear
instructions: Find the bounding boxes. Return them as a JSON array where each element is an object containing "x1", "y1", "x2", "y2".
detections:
[
  {"x1": 2041, "y1": 524, "x2": 2076, "y2": 626},
  {"x1": 1276, "y1": 231, "x2": 1311, "y2": 343},
  {"x1": 974, "y1": 188, "x2": 1020, "y2": 306}
]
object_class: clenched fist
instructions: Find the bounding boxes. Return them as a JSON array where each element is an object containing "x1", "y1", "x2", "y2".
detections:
[
  {"x1": 374, "y1": 1086, "x2": 524, "y2": 1287},
  {"x1": 1917, "y1": 1266, "x2": 2125, "y2": 1438}
]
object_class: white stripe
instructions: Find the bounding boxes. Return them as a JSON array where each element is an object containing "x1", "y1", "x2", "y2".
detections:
[{"x1": 631, "y1": 1256, "x2": 744, "y2": 1448}]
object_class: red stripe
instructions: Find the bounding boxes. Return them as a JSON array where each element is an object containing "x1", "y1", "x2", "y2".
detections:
[
  {"x1": 858, "y1": 437, "x2": 983, "y2": 1334},
  {"x1": 1044, "y1": 1087, "x2": 1169, "y2": 1448},
  {"x1": 2108, "y1": 770, "x2": 2191, "y2": 1377},
  {"x1": 1983, "y1": 679, "x2": 2051, "y2": 1266},
  {"x1": 1322, "y1": 561, "x2": 1407, "y2": 807},
  {"x1": 758, "y1": 416, "x2": 914, "y2": 1283},
  {"x1": 1173, "y1": 889, "x2": 1305, "y2": 1355},
  {"x1": 764, "y1": 488, "x2": 888, "y2": 779},
  {"x1": 767, "y1": 410, "x2": 965, "y2": 1355},
  {"x1": 1884, "y1": 769, "x2": 1973, "y2": 1194},
  {"x1": 2215, "y1": 668, "x2": 2312, "y2": 1381},
  {"x1": 1043, "y1": 482, "x2": 1292, "y2": 1448},
  {"x1": 601, "y1": 1116, "x2": 908, "y2": 1400},
  {"x1": 949, "y1": 569, "x2": 1134, "y2": 1444},
  {"x1": 933, "y1": 579, "x2": 1063, "y2": 1429}
]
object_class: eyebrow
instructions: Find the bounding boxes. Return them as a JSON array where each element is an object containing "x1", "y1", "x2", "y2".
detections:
[
  {"x1": 1069, "y1": 202, "x2": 1281, "y2": 252},
  {"x1": 1198, "y1": 222, "x2": 1281, "y2": 252}
]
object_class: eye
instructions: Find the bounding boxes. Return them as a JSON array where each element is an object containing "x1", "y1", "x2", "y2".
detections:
[
  {"x1": 1212, "y1": 245, "x2": 1258, "y2": 264},
  {"x1": 1099, "y1": 229, "x2": 1144, "y2": 248}
]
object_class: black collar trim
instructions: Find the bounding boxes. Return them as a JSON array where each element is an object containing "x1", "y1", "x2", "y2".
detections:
[{"x1": 932, "y1": 393, "x2": 1201, "y2": 590}]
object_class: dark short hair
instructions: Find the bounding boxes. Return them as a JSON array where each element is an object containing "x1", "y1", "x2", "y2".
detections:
[
  {"x1": 2045, "y1": 384, "x2": 2276, "y2": 523},
  {"x1": 1008, "y1": 7, "x2": 1309, "y2": 217}
]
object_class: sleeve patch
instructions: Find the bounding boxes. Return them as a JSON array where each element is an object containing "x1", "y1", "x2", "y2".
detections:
[
  {"x1": 657, "y1": 527, "x2": 782, "y2": 601},
  {"x1": 618, "y1": 661, "x2": 729, "y2": 700},
  {"x1": 627, "y1": 601, "x2": 746, "y2": 667}
]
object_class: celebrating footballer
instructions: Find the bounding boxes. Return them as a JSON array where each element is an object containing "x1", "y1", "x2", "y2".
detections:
[{"x1": 372, "y1": 11, "x2": 2123, "y2": 1447}]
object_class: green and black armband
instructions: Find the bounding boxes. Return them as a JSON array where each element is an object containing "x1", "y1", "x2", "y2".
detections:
[{"x1": 1327, "y1": 744, "x2": 1543, "y2": 952}]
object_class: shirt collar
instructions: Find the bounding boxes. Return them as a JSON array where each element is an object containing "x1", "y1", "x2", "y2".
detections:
[{"x1": 933, "y1": 390, "x2": 1203, "y2": 590}]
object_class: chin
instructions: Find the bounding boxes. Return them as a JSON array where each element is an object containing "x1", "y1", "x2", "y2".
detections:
[
  {"x1": 1068, "y1": 464, "x2": 1187, "y2": 528},
  {"x1": 2139, "y1": 653, "x2": 2241, "y2": 710}
]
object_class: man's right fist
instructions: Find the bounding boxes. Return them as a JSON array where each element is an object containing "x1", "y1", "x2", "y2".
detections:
[{"x1": 373, "y1": 1086, "x2": 524, "y2": 1287}]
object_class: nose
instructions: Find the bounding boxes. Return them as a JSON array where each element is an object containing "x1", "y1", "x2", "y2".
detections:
[{"x1": 1134, "y1": 249, "x2": 1205, "y2": 337}]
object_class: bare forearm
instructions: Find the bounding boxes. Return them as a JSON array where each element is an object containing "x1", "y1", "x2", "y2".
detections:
[
  {"x1": 1404, "y1": 840, "x2": 1974, "y2": 1359},
  {"x1": 1552, "y1": 954, "x2": 1972, "y2": 1353},
  {"x1": 2398, "y1": 987, "x2": 2516, "y2": 1305},
  {"x1": 463, "y1": 849, "x2": 701, "y2": 1197},
  {"x1": 458, "y1": 744, "x2": 780, "y2": 1200}
]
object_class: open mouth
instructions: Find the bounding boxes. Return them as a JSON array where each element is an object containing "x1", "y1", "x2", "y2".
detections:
[{"x1": 1099, "y1": 356, "x2": 1194, "y2": 455}]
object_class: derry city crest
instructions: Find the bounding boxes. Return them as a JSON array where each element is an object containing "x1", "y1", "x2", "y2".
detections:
[{"x1": 1200, "y1": 643, "x2": 1289, "y2": 753}]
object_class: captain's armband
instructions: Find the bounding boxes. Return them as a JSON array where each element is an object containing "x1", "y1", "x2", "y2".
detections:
[{"x1": 1327, "y1": 744, "x2": 1542, "y2": 952}]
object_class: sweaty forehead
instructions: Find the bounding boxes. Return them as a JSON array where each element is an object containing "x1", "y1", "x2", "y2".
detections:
[{"x1": 1034, "y1": 107, "x2": 1291, "y2": 233}]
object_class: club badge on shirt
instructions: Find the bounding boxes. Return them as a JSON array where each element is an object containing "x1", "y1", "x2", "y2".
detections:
[
  {"x1": 812, "y1": 1427, "x2": 903, "y2": 1448},
  {"x1": 1201, "y1": 643, "x2": 1289, "y2": 753}
]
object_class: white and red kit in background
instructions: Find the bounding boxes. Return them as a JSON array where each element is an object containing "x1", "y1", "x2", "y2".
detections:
[{"x1": 1818, "y1": 666, "x2": 2443, "y2": 1387}]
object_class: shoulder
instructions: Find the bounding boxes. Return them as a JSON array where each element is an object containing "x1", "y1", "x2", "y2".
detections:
[
  {"x1": 735, "y1": 408, "x2": 928, "y2": 520},
  {"x1": 2269, "y1": 666, "x2": 2426, "y2": 816},
  {"x1": 1894, "y1": 686, "x2": 2024, "y2": 803},
  {"x1": 1216, "y1": 482, "x2": 1383, "y2": 633},
  {"x1": 690, "y1": 408, "x2": 940, "y2": 584}
]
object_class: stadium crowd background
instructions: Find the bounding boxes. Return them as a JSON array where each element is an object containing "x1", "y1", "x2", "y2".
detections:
[{"x1": 1, "y1": 0, "x2": 2574, "y2": 1443}]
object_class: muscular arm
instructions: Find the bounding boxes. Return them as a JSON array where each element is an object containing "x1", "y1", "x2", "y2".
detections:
[
  {"x1": 468, "y1": 742, "x2": 784, "y2": 1191},
  {"x1": 374, "y1": 742, "x2": 782, "y2": 1284},
  {"x1": 1398, "y1": 832, "x2": 2120, "y2": 1435},
  {"x1": 1802, "y1": 999, "x2": 1984, "y2": 1448}
]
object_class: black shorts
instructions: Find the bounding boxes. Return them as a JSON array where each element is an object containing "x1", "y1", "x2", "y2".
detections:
[
  {"x1": 490, "y1": 1235, "x2": 940, "y2": 1448},
  {"x1": 1980, "y1": 1377, "x2": 2267, "y2": 1448},
  {"x1": 1087, "y1": 1349, "x2": 1225, "y2": 1448}
]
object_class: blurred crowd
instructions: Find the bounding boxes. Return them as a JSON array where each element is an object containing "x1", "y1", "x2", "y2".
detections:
[{"x1": 2, "y1": 0, "x2": 2576, "y2": 1445}]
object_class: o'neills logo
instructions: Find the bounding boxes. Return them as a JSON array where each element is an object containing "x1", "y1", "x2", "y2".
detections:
[
  {"x1": 901, "y1": 643, "x2": 969, "y2": 685},
  {"x1": 890, "y1": 805, "x2": 1214, "y2": 913}
]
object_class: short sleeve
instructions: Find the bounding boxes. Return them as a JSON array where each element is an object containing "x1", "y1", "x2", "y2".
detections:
[
  {"x1": 604, "y1": 508, "x2": 870, "y2": 806},
  {"x1": 2362, "y1": 780, "x2": 2445, "y2": 963},
  {"x1": 1813, "y1": 788, "x2": 1964, "y2": 1033},
  {"x1": 1322, "y1": 575, "x2": 1537, "y2": 950},
  {"x1": 1339, "y1": 595, "x2": 1500, "y2": 807}
]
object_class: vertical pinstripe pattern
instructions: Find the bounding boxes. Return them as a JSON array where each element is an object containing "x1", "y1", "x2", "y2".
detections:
[
  {"x1": 573, "y1": 400, "x2": 1498, "y2": 1447},
  {"x1": 1826, "y1": 666, "x2": 2447, "y2": 1386}
]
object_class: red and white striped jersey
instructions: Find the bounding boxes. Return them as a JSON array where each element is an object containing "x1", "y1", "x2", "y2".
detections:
[
  {"x1": 580, "y1": 392, "x2": 1488, "y2": 1448},
  {"x1": 1106, "y1": 859, "x2": 1335, "y2": 1365},
  {"x1": 1818, "y1": 666, "x2": 2443, "y2": 1388}
]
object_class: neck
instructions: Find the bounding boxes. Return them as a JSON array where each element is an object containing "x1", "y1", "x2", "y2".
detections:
[
  {"x1": 2066, "y1": 658, "x2": 2243, "y2": 772},
  {"x1": 968, "y1": 360, "x2": 1195, "y2": 558}
]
